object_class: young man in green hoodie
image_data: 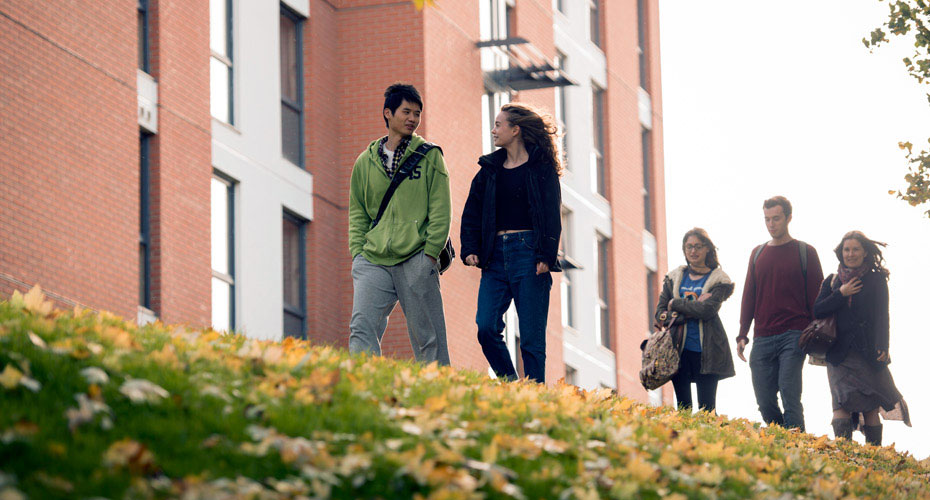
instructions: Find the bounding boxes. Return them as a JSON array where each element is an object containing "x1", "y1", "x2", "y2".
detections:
[{"x1": 347, "y1": 83, "x2": 452, "y2": 365}]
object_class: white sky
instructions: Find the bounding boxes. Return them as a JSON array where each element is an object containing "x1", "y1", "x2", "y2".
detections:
[{"x1": 659, "y1": 0, "x2": 930, "y2": 458}]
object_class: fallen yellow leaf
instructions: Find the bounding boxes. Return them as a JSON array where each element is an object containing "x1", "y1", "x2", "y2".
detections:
[{"x1": 0, "y1": 365, "x2": 23, "y2": 389}]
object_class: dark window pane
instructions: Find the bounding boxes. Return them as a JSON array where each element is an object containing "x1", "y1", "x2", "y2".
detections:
[
  {"x1": 284, "y1": 310, "x2": 304, "y2": 339},
  {"x1": 642, "y1": 128, "x2": 653, "y2": 231},
  {"x1": 282, "y1": 104, "x2": 301, "y2": 165},
  {"x1": 137, "y1": 8, "x2": 146, "y2": 71},
  {"x1": 280, "y1": 14, "x2": 298, "y2": 103},
  {"x1": 590, "y1": 1, "x2": 600, "y2": 46},
  {"x1": 282, "y1": 217, "x2": 300, "y2": 308},
  {"x1": 139, "y1": 243, "x2": 147, "y2": 306},
  {"x1": 599, "y1": 307, "x2": 610, "y2": 348}
]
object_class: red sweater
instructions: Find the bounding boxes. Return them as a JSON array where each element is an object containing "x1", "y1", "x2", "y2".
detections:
[{"x1": 738, "y1": 239, "x2": 824, "y2": 342}]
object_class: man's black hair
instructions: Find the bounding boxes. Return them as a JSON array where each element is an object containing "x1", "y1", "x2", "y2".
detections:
[{"x1": 383, "y1": 83, "x2": 423, "y2": 128}]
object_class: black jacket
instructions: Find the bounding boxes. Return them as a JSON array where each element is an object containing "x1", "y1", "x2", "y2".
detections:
[
  {"x1": 813, "y1": 269, "x2": 889, "y2": 368},
  {"x1": 460, "y1": 147, "x2": 562, "y2": 271}
]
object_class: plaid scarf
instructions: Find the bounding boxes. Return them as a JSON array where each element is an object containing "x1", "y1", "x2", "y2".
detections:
[{"x1": 378, "y1": 136, "x2": 411, "y2": 178}]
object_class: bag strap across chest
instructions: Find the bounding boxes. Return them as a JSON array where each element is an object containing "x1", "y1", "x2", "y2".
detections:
[{"x1": 370, "y1": 142, "x2": 441, "y2": 229}]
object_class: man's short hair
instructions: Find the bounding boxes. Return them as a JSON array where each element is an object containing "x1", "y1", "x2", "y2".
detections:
[
  {"x1": 383, "y1": 83, "x2": 423, "y2": 128},
  {"x1": 762, "y1": 196, "x2": 792, "y2": 218}
]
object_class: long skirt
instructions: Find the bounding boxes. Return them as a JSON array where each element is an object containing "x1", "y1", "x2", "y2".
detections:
[{"x1": 827, "y1": 350, "x2": 910, "y2": 428}]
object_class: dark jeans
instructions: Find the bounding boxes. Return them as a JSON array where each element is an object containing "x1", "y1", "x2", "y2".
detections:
[
  {"x1": 476, "y1": 231, "x2": 552, "y2": 384},
  {"x1": 749, "y1": 329, "x2": 806, "y2": 431},
  {"x1": 671, "y1": 349, "x2": 719, "y2": 412}
]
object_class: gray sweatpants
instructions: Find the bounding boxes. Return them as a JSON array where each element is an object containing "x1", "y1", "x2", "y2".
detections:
[{"x1": 349, "y1": 250, "x2": 450, "y2": 366}]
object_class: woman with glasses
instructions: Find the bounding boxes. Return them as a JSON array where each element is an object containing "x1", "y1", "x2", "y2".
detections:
[
  {"x1": 654, "y1": 228, "x2": 735, "y2": 412},
  {"x1": 813, "y1": 231, "x2": 909, "y2": 445}
]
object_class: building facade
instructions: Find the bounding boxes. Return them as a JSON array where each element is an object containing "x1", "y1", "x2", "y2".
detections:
[{"x1": 0, "y1": 0, "x2": 668, "y2": 403}]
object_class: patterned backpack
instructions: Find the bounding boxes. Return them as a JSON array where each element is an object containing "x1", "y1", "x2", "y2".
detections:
[{"x1": 639, "y1": 315, "x2": 682, "y2": 391}]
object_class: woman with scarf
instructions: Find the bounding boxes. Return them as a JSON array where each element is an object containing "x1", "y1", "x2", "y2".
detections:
[
  {"x1": 813, "y1": 231, "x2": 909, "y2": 445},
  {"x1": 654, "y1": 228, "x2": 735, "y2": 413},
  {"x1": 460, "y1": 103, "x2": 562, "y2": 384}
]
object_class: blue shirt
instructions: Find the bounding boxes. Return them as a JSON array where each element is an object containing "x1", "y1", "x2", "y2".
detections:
[{"x1": 680, "y1": 272, "x2": 710, "y2": 352}]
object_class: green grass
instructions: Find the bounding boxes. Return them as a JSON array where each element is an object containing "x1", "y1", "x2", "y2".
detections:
[{"x1": 0, "y1": 287, "x2": 928, "y2": 499}]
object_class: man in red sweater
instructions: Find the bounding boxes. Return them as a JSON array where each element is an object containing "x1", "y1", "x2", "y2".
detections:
[{"x1": 737, "y1": 196, "x2": 823, "y2": 432}]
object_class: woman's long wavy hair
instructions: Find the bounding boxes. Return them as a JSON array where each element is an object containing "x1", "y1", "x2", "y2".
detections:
[
  {"x1": 500, "y1": 103, "x2": 563, "y2": 176},
  {"x1": 681, "y1": 227, "x2": 719, "y2": 270},
  {"x1": 834, "y1": 230, "x2": 890, "y2": 280}
]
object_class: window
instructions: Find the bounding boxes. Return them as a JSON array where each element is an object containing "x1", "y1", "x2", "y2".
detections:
[
  {"x1": 554, "y1": 52, "x2": 568, "y2": 168},
  {"x1": 646, "y1": 270, "x2": 657, "y2": 332},
  {"x1": 564, "y1": 364, "x2": 577, "y2": 385},
  {"x1": 555, "y1": 0, "x2": 565, "y2": 15},
  {"x1": 280, "y1": 5, "x2": 304, "y2": 167},
  {"x1": 596, "y1": 234, "x2": 611, "y2": 349},
  {"x1": 137, "y1": 0, "x2": 150, "y2": 72},
  {"x1": 211, "y1": 174, "x2": 235, "y2": 331},
  {"x1": 642, "y1": 127, "x2": 654, "y2": 232},
  {"x1": 210, "y1": 0, "x2": 233, "y2": 124},
  {"x1": 637, "y1": 0, "x2": 649, "y2": 89},
  {"x1": 592, "y1": 84, "x2": 606, "y2": 197},
  {"x1": 283, "y1": 211, "x2": 307, "y2": 339},
  {"x1": 589, "y1": 0, "x2": 600, "y2": 47},
  {"x1": 560, "y1": 207, "x2": 575, "y2": 328},
  {"x1": 139, "y1": 133, "x2": 151, "y2": 309}
]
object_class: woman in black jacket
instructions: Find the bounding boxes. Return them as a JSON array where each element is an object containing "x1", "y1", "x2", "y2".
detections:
[
  {"x1": 813, "y1": 231, "x2": 909, "y2": 445},
  {"x1": 460, "y1": 103, "x2": 562, "y2": 384}
]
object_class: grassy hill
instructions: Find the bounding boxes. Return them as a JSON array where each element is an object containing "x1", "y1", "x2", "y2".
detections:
[{"x1": 0, "y1": 286, "x2": 928, "y2": 499}]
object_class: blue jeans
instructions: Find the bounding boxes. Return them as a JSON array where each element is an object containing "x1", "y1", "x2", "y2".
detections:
[
  {"x1": 749, "y1": 329, "x2": 805, "y2": 431},
  {"x1": 475, "y1": 231, "x2": 552, "y2": 384}
]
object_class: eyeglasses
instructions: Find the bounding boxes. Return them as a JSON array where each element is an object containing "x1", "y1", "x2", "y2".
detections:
[{"x1": 685, "y1": 244, "x2": 705, "y2": 251}]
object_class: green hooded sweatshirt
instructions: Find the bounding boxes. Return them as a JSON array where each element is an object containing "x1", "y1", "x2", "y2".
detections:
[{"x1": 348, "y1": 133, "x2": 452, "y2": 266}]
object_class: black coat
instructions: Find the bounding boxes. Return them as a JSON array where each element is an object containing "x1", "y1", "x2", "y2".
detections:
[
  {"x1": 460, "y1": 147, "x2": 562, "y2": 271},
  {"x1": 813, "y1": 269, "x2": 889, "y2": 368}
]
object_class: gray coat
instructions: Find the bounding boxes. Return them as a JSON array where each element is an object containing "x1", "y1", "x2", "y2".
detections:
[{"x1": 654, "y1": 266, "x2": 736, "y2": 380}]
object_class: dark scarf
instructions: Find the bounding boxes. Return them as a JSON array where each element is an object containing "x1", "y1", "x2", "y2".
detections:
[
  {"x1": 837, "y1": 264, "x2": 869, "y2": 307},
  {"x1": 837, "y1": 264, "x2": 869, "y2": 284}
]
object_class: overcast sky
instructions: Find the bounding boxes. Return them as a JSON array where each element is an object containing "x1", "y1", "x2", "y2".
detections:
[{"x1": 659, "y1": 0, "x2": 930, "y2": 458}]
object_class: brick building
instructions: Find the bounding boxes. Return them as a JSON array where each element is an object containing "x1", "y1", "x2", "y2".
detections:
[{"x1": 0, "y1": 0, "x2": 668, "y2": 402}]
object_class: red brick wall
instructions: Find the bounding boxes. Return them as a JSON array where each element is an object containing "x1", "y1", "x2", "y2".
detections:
[
  {"x1": 304, "y1": 0, "x2": 348, "y2": 346},
  {"x1": 602, "y1": 0, "x2": 670, "y2": 403},
  {"x1": 0, "y1": 2, "x2": 139, "y2": 316},
  {"x1": 148, "y1": 0, "x2": 212, "y2": 326}
]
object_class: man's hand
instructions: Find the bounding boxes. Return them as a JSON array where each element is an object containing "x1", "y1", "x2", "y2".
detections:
[
  {"x1": 736, "y1": 338, "x2": 748, "y2": 362},
  {"x1": 465, "y1": 254, "x2": 479, "y2": 266},
  {"x1": 839, "y1": 277, "x2": 863, "y2": 297},
  {"x1": 698, "y1": 292, "x2": 714, "y2": 302},
  {"x1": 876, "y1": 349, "x2": 890, "y2": 363},
  {"x1": 536, "y1": 262, "x2": 549, "y2": 275}
]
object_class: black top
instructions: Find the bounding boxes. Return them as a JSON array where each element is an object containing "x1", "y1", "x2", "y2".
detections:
[
  {"x1": 495, "y1": 163, "x2": 533, "y2": 231},
  {"x1": 813, "y1": 269, "x2": 889, "y2": 368},
  {"x1": 460, "y1": 146, "x2": 562, "y2": 271}
]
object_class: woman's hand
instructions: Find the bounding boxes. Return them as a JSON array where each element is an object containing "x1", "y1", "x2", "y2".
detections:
[
  {"x1": 536, "y1": 262, "x2": 549, "y2": 275},
  {"x1": 839, "y1": 277, "x2": 863, "y2": 297},
  {"x1": 465, "y1": 255, "x2": 479, "y2": 266},
  {"x1": 876, "y1": 350, "x2": 890, "y2": 364}
]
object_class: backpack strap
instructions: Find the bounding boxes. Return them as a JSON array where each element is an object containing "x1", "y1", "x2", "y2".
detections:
[
  {"x1": 751, "y1": 243, "x2": 766, "y2": 277},
  {"x1": 798, "y1": 241, "x2": 808, "y2": 280},
  {"x1": 370, "y1": 142, "x2": 441, "y2": 229}
]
